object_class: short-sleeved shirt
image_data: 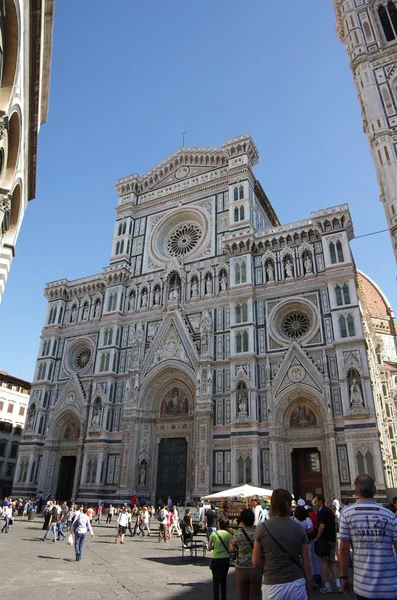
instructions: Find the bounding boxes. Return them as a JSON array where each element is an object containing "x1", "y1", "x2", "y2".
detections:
[
  {"x1": 317, "y1": 505, "x2": 336, "y2": 542},
  {"x1": 254, "y1": 517, "x2": 307, "y2": 585},
  {"x1": 231, "y1": 526, "x2": 255, "y2": 567},
  {"x1": 206, "y1": 509, "x2": 217, "y2": 528},
  {"x1": 210, "y1": 529, "x2": 232, "y2": 559},
  {"x1": 339, "y1": 499, "x2": 397, "y2": 599}
]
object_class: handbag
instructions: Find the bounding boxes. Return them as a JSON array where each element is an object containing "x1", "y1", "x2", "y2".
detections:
[
  {"x1": 67, "y1": 534, "x2": 74, "y2": 546},
  {"x1": 314, "y1": 537, "x2": 330, "y2": 557},
  {"x1": 264, "y1": 522, "x2": 304, "y2": 573}
]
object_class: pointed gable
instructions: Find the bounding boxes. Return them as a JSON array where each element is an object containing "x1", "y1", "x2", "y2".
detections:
[{"x1": 272, "y1": 342, "x2": 324, "y2": 400}]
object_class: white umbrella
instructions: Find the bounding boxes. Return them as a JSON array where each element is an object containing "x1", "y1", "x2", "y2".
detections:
[{"x1": 202, "y1": 484, "x2": 273, "y2": 501}]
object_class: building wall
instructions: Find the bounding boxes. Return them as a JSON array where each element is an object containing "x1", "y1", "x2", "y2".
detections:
[
  {"x1": 0, "y1": 371, "x2": 30, "y2": 496},
  {"x1": 334, "y1": 0, "x2": 397, "y2": 262},
  {"x1": 0, "y1": 0, "x2": 54, "y2": 302},
  {"x1": 13, "y1": 135, "x2": 386, "y2": 504}
]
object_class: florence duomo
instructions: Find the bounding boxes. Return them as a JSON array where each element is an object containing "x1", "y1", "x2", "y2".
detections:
[{"x1": 13, "y1": 133, "x2": 394, "y2": 505}]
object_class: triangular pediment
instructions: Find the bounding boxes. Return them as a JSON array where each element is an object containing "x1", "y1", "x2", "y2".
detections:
[
  {"x1": 272, "y1": 343, "x2": 324, "y2": 399},
  {"x1": 53, "y1": 374, "x2": 86, "y2": 420},
  {"x1": 142, "y1": 311, "x2": 198, "y2": 376},
  {"x1": 151, "y1": 164, "x2": 220, "y2": 191}
]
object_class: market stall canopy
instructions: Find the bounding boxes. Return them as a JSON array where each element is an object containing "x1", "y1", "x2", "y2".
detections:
[{"x1": 202, "y1": 484, "x2": 273, "y2": 501}]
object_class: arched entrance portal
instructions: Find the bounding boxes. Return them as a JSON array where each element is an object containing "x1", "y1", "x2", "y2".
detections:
[
  {"x1": 53, "y1": 415, "x2": 81, "y2": 501},
  {"x1": 156, "y1": 437, "x2": 187, "y2": 504}
]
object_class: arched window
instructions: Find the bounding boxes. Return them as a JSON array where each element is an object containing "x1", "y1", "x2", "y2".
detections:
[
  {"x1": 389, "y1": 1, "x2": 397, "y2": 35},
  {"x1": 18, "y1": 458, "x2": 29, "y2": 482},
  {"x1": 48, "y1": 363, "x2": 53, "y2": 380},
  {"x1": 236, "y1": 332, "x2": 242, "y2": 353},
  {"x1": 58, "y1": 307, "x2": 63, "y2": 324},
  {"x1": 389, "y1": 425, "x2": 394, "y2": 439},
  {"x1": 241, "y1": 261, "x2": 247, "y2": 283},
  {"x1": 235, "y1": 304, "x2": 241, "y2": 323},
  {"x1": 393, "y1": 446, "x2": 397, "y2": 460},
  {"x1": 357, "y1": 450, "x2": 365, "y2": 474},
  {"x1": 122, "y1": 222, "x2": 126, "y2": 235},
  {"x1": 234, "y1": 207, "x2": 239, "y2": 222},
  {"x1": 335, "y1": 285, "x2": 343, "y2": 306},
  {"x1": 100, "y1": 354, "x2": 105, "y2": 372},
  {"x1": 339, "y1": 315, "x2": 347, "y2": 338},
  {"x1": 379, "y1": 4, "x2": 395, "y2": 41},
  {"x1": 329, "y1": 242, "x2": 337, "y2": 264},
  {"x1": 108, "y1": 329, "x2": 113, "y2": 345},
  {"x1": 383, "y1": 384, "x2": 388, "y2": 397},
  {"x1": 343, "y1": 283, "x2": 350, "y2": 304},
  {"x1": 239, "y1": 205, "x2": 245, "y2": 220},
  {"x1": 356, "y1": 449, "x2": 376, "y2": 480},
  {"x1": 366, "y1": 451, "x2": 375, "y2": 480},
  {"x1": 52, "y1": 308, "x2": 57, "y2": 323},
  {"x1": 112, "y1": 293, "x2": 117, "y2": 311},
  {"x1": 237, "y1": 455, "x2": 252, "y2": 483},
  {"x1": 239, "y1": 185, "x2": 244, "y2": 200},
  {"x1": 235, "y1": 263, "x2": 241, "y2": 284},
  {"x1": 234, "y1": 187, "x2": 238, "y2": 201},
  {"x1": 336, "y1": 240, "x2": 344, "y2": 262},
  {"x1": 86, "y1": 460, "x2": 92, "y2": 483},
  {"x1": 104, "y1": 353, "x2": 110, "y2": 371},
  {"x1": 118, "y1": 222, "x2": 122, "y2": 236},
  {"x1": 115, "y1": 242, "x2": 120, "y2": 255},
  {"x1": 242, "y1": 303, "x2": 248, "y2": 322},
  {"x1": 242, "y1": 330, "x2": 249, "y2": 352},
  {"x1": 48, "y1": 308, "x2": 53, "y2": 324},
  {"x1": 120, "y1": 240, "x2": 124, "y2": 254},
  {"x1": 38, "y1": 415, "x2": 45, "y2": 435},
  {"x1": 347, "y1": 314, "x2": 355, "y2": 336}
]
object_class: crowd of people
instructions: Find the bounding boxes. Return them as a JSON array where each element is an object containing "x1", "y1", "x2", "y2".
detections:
[{"x1": 2, "y1": 475, "x2": 397, "y2": 599}]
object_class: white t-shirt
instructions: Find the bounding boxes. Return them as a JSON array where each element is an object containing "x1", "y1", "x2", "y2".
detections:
[
  {"x1": 117, "y1": 512, "x2": 129, "y2": 527},
  {"x1": 253, "y1": 504, "x2": 265, "y2": 526},
  {"x1": 339, "y1": 499, "x2": 397, "y2": 599}
]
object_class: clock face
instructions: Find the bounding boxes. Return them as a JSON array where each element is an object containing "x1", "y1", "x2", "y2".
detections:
[{"x1": 175, "y1": 166, "x2": 190, "y2": 180}]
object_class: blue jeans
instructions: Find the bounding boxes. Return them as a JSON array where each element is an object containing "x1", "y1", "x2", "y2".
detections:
[
  {"x1": 74, "y1": 532, "x2": 86, "y2": 560},
  {"x1": 44, "y1": 523, "x2": 58, "y2": 541},
  {"x1": 58, "y1": 521, "x2": 65, "y2": 539},
  {"x1": 2, "y1": 516, "x2": 9, "y2": 532}
]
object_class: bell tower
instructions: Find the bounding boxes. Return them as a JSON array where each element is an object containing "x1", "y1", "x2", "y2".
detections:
[{"x1": 334, "y1": 0, "x2": 397, "y2": 263}]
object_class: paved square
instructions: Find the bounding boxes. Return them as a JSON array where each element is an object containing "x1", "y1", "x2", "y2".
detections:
[{"x1": 1, "y1": 517, "x2": 351, "y2": 599}]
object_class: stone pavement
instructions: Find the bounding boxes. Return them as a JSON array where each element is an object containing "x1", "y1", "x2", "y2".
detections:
[{"x1": 1, "y1": 517, "x2": 354, "y2": 600}]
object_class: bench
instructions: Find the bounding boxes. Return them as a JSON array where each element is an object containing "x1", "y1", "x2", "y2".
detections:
[{"x1": 181, "y1": 536, "x2": 207, "y2": 560}]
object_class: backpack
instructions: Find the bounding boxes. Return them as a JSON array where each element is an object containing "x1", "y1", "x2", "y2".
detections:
[{"x1": 158, "y1": 510, "x2": 165, "y2": 522}]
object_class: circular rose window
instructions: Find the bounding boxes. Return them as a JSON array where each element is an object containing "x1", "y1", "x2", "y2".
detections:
[
  {"x1": 74, "y1": 347, "x2": 92, "y2": 370},
  {"x1": 167, "y1": 224, "x2": 202, "y2": 257},
  {"x1": 281, "y1": 312, "x2": 310, "y2": 339}
]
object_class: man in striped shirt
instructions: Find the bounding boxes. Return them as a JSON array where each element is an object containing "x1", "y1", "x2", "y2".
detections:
[{"x1": 339, "y1": 474, "x2": 397, "y2": 599}]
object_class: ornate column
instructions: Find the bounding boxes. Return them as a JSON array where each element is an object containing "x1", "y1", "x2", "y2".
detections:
[
  {"x1": 193, "y1": 411, "x2": 213, "y2": 497},
  {"x1": 0, "y1": 193, "x2": 11, "y2": 237}
]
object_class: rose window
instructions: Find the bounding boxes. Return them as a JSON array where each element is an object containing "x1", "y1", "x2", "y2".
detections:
[
  {"x1": 166, "y1": 224, "x2": 202, "y2": 257},
  {"x1": 281, "y1": 312, "x2": 310, "y2": 339},
  {"x1": 74, "y1": 347, "x2": 92, "y2": 370}
]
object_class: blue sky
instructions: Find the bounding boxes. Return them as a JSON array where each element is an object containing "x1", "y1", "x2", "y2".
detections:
[{"x1": 0, "y1": 0, "x2": 394, "y2": 381}]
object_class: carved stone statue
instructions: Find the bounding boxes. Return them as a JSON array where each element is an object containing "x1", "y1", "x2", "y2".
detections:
[
  {"x1": 129, "y1": 292, "x2": 136, "y2": 312},
  {"x1": 139, "y1": 462, "x2": 147, "y2": 485},
  {"x1": 141, "y1": 290, "x2": 148, "y2": 308},
  {"x1": 71, "y1": 306, "x2": 77, "y2": 322},
  {"x1": 237, "y1": 392, "x2": 248, "y2": 415},
  {"x1": 285, "y1": 258, "x2": 294, "y2": 279},
  {"x1": 82, "y1": 304, "x2": 89, "y2": 320},
  {"x1": 205, "y1": 277, "x2": 213, "y2": 295},
  {"x1": 350, "y1": 378, "x2": 364, "y2": 408},
  {"x1": 191, "y1": 279, "x2": 199, "y2": 299},
  {"x1": 266, "y1": 261, "x2": 274, "y2": 282},
  {"x1": 304, "y1": 255, "x2": 313, "y2": 274},
  {"x1": 94, "y1": 301, "x2": 101, "y2": 318},
  {"x1": 154, "y1": 288, "x2": 160, "y2": 305},
  {"x1": 91, "y1": 405, "x2": 102, "y2": 428},
  {"x1": 26, "y1": 406, "x2": 36, "y2": 430},
  {"x1": 220, "y1": 274, "x2": 228, "y2": 292},
  {"x1": 169, "y1": 286, "x2": 179, "y2": 302}
]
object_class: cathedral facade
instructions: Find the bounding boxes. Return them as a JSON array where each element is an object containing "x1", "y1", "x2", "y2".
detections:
[
  {"x1": 13, "y1": 134, "x2": 386, "y2": 504},
  {"x1": 334, "y1": 0, "x2": 397, "y2": 263}
]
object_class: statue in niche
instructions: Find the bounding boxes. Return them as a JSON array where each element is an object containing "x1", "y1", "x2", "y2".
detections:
[
  {"x1": 205, "y1": 276, "x2": 213, "y2": 295},
  {"x1": 91, "y1": 404, "x2": 102, "y2": 428},
  {"x1": 304, "y1": 254, "x2": 313, "y2": 274},
  {"x1": 350, "y1": 378, "x2": 364, "y2": 408},
  {"x1": 26, "y1": 405, "x2": 36, "y2": 430},
  {"x1": 237, "y1": 391, "x2": 248, "y2": 415},
  {"x1": 94, "y1": 301, "x2": 101, "y2": 318},
  {"x1": 169, "y1": 285, "x2": 179, "y2": 302},
  {"x1": 128, "y1": 292, "x2": 136, "y2": 312},
  {"x1": 139, "y1": 461, "x2": 147, "y2": 485},
  {"x1": 290, "y1": 404, "x2": 317, "y2": 427},
  {"x1": 266, "y1": 261, "x2": 274, "y2": 282},
  {"x1": 285, "y1": 258, "x2": 294, "y2": 279},
  {"x1": 154, "y1": 288, "x2": 160, "y2": 305},
  {"x1": 191, "y1": 279, "x2": 199, "y2": 299},
  {"x1": 82, "y1": 304, "x2": 89, "y2": 320},
  {"x1": 160, "y1": 388, "x2": 189, "y2": 416},
  {"x1": 71, "y1": 306, "x2": 77, "y2": 323},
  {"x1": 220, "y1": 273, "x2": 228, "y2": 292},
  {"x1": 141, "y1": 290, "x2": 148, "y2": 308}
]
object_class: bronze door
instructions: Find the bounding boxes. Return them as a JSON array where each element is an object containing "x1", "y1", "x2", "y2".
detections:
[
  {"x1": 156, "y1": 438, "x2": 187, "y2": 505},
  {"x1": 56, "y1": 456, "x2": 77, "y2": 501},
  {"x1": 291, "y1": 448, "x2": 323, "y2": 502}
]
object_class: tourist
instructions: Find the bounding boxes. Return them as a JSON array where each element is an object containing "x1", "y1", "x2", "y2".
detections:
[
  {"x1": 115, "y1": 506, "x2": 129, "y2": 544},
  {"x1": 312, "y1": 494, "x2": 341, "y2": 594},
  {"x1": 43, "y1": 500, "x2": 59, "y2": 542},
  {"x1": 158, "y1": 504, "x2": 168, "y2": 543},
  {"x1": 66, "y1": 503, "x2": 76, "y2": 530},
  {"x1": 85, "y1": 505, "x2": 94, "y2": 521},
  {"x1": 167, "y1": 496, "x2": 173, "y2": 510},
  {"x1": 106, "y1": 503, "x2": 114, "y2": 524},
  {"x1": 141, "y1": 505, "x2": 151, "y2": 536},
  {"x1": 170, "y1": 505, "x2": 182, "y2": 537},
  {"x1": 208, "y1": 516, "x2": 233, "y2": 600},
  {"x1": 250, "y1": 496, "x2": 265, "y2": 526},
  {"x1": 166, "y1": 506, "x2": 173, "y2": 539},
  {"x1": 229, "y1": 509, "x2": 262, "y2": 600},
  {"x1": 1, "y1": 503, "x2": 12, "y2": 533},
  {"x1": 205, "y1": 504, "x2": 217, "y2": 540},
  {"x1": 339, "y1": 474, "x2": 397, "y2": 599},
  {"x1": 57, "y1": 501, "x2": 68, "y2": 540},
  {"x1": 71, "y1": 507, "x2": 94, "y2": 561},
  {"x1": 94, "y1": 502, "x2": 103, "y2": 524},
  {"x1": 252, "y1": 488, "x2": 313, "y2": 600},
  {"x1": 133, "y1": 507, "x2": 145, "y2": 536},
  {"x1": 182, "y1": 508, "x2": 193, "y2": 546}
]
